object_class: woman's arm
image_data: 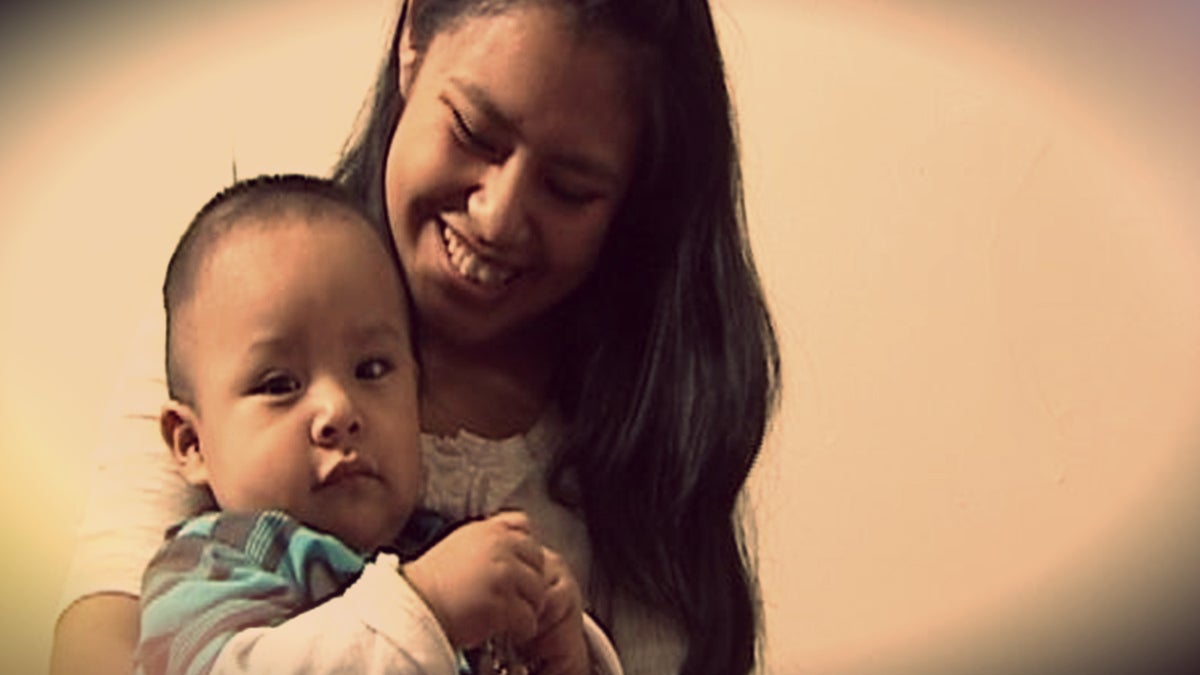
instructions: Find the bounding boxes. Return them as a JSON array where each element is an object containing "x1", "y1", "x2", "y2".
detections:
[
  {"x1": 50, "y1": 594, "x2": 140, "y2": 675},
  {"x1": 52, "y1": 312, "x2": 207, "y2": 675}
]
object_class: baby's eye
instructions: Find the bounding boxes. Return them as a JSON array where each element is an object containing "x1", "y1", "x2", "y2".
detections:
[
  {"x1": 251, "y1": 373, "x2": 301, "y2": 396},
  {"x1": 356, "y1": 358, "x2": 393, "y2": 381}
]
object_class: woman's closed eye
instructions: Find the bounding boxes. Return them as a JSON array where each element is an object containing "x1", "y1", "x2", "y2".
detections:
[
  {"x1": 250, "y1": 372, "x2": 302, "y2": 397},
  {"x1": 447, "y1": 101, "x2": 504, "y2": 160},
  {"x1": 356, "y1": 357, "x2": 394, "y2": 381},
  {"x1": 544, "y1": 175, "x2": 603, "y2": 206}
]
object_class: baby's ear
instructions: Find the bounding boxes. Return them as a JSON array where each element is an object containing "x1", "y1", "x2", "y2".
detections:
[{"x1": 160, "y1": 401, "x2": 209, "y2": 487}]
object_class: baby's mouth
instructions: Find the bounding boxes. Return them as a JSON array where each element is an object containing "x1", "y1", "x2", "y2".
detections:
[
  {"x1": 441, "y1": 225, "x2": 517, "y2": 288},
  {"x1": 316, "y1": 457, "x2": 378, "y2": 490}
]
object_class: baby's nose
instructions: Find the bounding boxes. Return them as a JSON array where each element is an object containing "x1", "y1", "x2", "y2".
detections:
[{"x1": 310, "y1": 386, "x2": 361, "y2": 445}]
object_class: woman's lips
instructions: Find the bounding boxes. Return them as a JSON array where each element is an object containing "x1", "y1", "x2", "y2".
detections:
[{"x1": 440, "y1": 224, "x2": 518, "y2": 288}]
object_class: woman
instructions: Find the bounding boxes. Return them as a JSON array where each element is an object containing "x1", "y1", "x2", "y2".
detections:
[{"x1": 51, "y1": 1, "x2": 779, "y2": 673}]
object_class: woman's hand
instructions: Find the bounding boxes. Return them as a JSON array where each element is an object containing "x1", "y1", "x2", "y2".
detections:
[
  {"x1": 522, "y1": 547, "x2": 592, "y2": 675},
  {"x1": 50, "y1": 593, "x2": 140, "y2": 675},
  {"x1": 403, "y1": 510, "x2": 546, "y2": 649}
]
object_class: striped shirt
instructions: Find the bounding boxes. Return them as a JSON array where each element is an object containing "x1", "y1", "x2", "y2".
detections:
[{"x1": 136, "y1": 509, "x2": 455, "y2": 675}]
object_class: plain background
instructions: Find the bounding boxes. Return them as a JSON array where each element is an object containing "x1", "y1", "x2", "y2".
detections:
[{"x1": 2, "y1": 1, "x2": 1199, "y2": 673}]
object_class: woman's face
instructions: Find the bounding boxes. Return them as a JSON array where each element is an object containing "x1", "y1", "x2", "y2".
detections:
[{"x1": 384, "y1": 4, "x2": 639, "y2": 347}]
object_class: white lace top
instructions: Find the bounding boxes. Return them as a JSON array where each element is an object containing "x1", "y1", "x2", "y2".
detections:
[{"x1": 58, "y1": 313, "x2": 684, "y2": 674}]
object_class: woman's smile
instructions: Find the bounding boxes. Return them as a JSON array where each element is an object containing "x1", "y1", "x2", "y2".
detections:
[{"x1": 439, "y1": 220, "x2": 520, "y2": 289}]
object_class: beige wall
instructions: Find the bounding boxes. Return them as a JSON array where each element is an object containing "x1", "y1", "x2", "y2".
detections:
[
  {"x1": 724, "y1": 3, "x2": 1200, "y2": 673},
  {"x1": 2, "y1": 1, "x2": 1199, "y2": 673}
]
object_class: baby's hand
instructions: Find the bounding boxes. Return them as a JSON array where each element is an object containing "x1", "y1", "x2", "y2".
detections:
[
  {"x1": 403, "y1": 511, "x2": 546, "y2": 648},
  {"x1": 522, "y1": 547, "x2": 591, "y2": 675}
]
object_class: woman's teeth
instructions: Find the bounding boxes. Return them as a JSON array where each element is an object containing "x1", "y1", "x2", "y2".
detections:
[{"x1": 442, "y1": 226, "x2": 515, "y2": 287}]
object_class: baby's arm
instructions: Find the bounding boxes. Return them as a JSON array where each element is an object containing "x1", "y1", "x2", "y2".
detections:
[
  {"x1": 204, "y1": 511, "x2": 555, "y2": 675},
  {"x1": 138, "y1": 510, "x2": 556, "y2": 675},
  {"x1": 137, "y1": 511, "x2": 465, "y2": 675},
  {"x1": 206, "y1": 553, "x2": 460, "y2": 675}
]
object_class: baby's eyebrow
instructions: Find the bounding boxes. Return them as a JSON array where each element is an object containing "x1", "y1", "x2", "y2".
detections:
[
  {"x1": 245, "y1": 335, "x2": 295, "y2": 355},
  {"x1": 347, "y1": 323, "x2": 408, "y2": 346}
]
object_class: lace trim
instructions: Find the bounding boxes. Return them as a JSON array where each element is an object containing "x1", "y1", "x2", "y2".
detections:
[{"x1": 418, "y1": 415, "x2": 559, "y2": 521}]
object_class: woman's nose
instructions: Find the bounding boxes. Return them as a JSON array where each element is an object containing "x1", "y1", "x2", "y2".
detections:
[
  {"x1": 468, "y1": 158, "x2": 532, "y2": 248},
  {"x1": 310, "y1": 383, "x2": 361, "y2": 447}
]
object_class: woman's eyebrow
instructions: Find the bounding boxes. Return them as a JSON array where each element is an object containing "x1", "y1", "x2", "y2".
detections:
[
  {"x1": 545, "y1": 151, "x2": 620, "y2": 187},
  {"x1": 448, "y1": 76, "x2": 519, "y2": 135}
]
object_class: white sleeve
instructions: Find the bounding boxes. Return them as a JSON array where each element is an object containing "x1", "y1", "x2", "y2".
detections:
[
  {"x1": 583, "y1": 612, "x2": 625, "y2": 675},
  {"x1": 57, "y1": 311, "x2": 212, "y2": 616},
  {"x1": 209, "y1": 554, "x2": 460, "y2": 675},
  {"x1": 605, "y1": 590, "x2": 685, "y2": 675}
]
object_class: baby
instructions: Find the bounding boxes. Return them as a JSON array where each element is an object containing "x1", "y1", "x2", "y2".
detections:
[{"x1": 135, "y1": 174, "x2": 606, "y2": 675}]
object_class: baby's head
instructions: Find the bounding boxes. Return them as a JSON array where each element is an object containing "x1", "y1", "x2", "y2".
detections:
[{"x1": 161, "y1": 174, "x2": 421, "y2": 553}]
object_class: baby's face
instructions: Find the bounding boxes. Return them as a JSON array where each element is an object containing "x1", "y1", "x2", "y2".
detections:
[{"x1": 178, "y1": 216, "x2": 420, "y2": 552}]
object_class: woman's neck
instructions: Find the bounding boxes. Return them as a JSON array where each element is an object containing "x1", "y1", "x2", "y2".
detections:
[{"x1": 417, "y1": 325, "x2": 558, "y2": 440}]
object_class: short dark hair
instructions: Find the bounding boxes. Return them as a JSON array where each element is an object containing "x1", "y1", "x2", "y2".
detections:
[{"x1": 163, "y1": 174, "x2": 389, "y2": 405}]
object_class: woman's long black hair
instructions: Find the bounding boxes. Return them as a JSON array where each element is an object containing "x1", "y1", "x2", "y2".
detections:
[{"x1": 334, "y1": 2, "x2": 781, "y2": 673}]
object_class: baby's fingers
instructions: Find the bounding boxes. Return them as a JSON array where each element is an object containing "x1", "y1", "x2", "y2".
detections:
[
  {"x1": 491, "y1": 511, "x2": 545, "y2": 572},
  {"x1": 504, "y1": 593, "x2": 541, "y2": 645},
  {"x1": 504, "y1": 552, "x2": 550, "y2": 641},
  {"x1": 538, "y1": 548, "x2": 582, "y2": 627}
]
